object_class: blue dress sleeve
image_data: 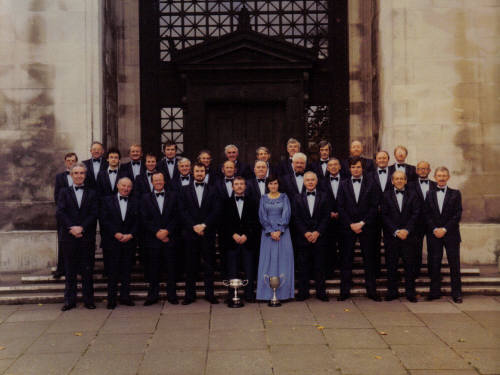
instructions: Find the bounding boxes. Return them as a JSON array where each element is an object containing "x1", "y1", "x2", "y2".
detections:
[
  {"x1": 259, "y1": 196, "x2": 274, "y2": 234},
  {"x1": 277, "y1": 194, "x2": 291, "y2": 232}
]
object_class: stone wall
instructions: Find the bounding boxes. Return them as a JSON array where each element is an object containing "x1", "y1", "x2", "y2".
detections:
[{"x1": 0, "y1": 0, "x2": 103, "y2": 230}]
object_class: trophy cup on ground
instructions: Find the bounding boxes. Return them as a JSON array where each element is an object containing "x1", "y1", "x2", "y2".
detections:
[
  {"x1": 265, "y1": 274, "x2": 284, "y2": 307},
  {"x1": 222, "y1": 279, "x2": 248, "y2": 308}
]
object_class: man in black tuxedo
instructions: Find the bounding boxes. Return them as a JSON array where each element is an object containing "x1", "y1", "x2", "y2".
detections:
[
  {"x1": 134, "y1": 152, "x2": 158, "y2": 196},
  {"x1": 216, "y1": 160, "x2": 237, "y2": 198},
  {"x1": 254, "y1": 146, "x2": 277, "y2": 177},
  {"x1": 168, "y1": 157, "x2": 192, "y2": 192},
  {"x1": 310, "y1": 140, "x2": 333, "y2": 181},
  {"x1": 83, "y1": 141, "x2": 108, "y2": 189},
  {"x1": 157, "y1": 140, "x2": 180, "y2": 185},
  {"x1": 381, "y1": 171, "x2": 421, "y2": 302},
  {"x1": 197, "y1": 149, "x2": 218, "y2": 186},
  {"x1": 220, "y1": 177, "x2": 260, "y2": 304},
  {"x1": 388, "y1": 145, "x2": 417, "y2": 182},
  {"x1": 141, "y1": 172, "x2": 180, "y2": 305},
  {"x1": 246, "y1": 160, "x2": 268, "y2": 201},
  {"x1": 53, "y1": 152, "x2": 78, "y2": 279},
  {"x1": 56, "y1": 163, "x2": 98, "y2": 311},
  {"x1": 100, "y1": 177, "x2": 138, "y2": 309},
  {"x1": 280, "y1": 152, "x2": 308, "y2": 197},
  {"x1": 319, "y1": 158, "x2": 342, "y2": 278},
  {"x1": 408, "y1": 161, "x2": 437, "y2": 277},
  {"x1": 292, "y1": 172, "x2": 330, "y2": 301},
  {"x1": 119, "y1": 144, "x2": 145, "y2": 182},
  {"x1": 218, "y1": 144, "x2": 251, "y2": 179},
  {"x1": 277, "y1": 137, "x2": 301, "y2": 177},
  {"x1": 424, "y1": 166, "x2": 463, "y2": 303},
  {"x1": 179, "y1": 162, "x2": 222, "y2": 305},
  {"x1": 96, "y1": 148, "x2": 127, "y2": 198},
  {"x1": 337, "y1": 157, "x2": 381, "y2": 301},
  {"x1": 340, "y1": 140, "x2": 375, "y2": 179}
]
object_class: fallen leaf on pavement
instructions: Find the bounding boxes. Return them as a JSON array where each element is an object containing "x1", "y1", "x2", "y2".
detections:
[
  {"x1": 0, "y1": 346, "x2": 5, "y2": 351},
  {"x1": 374, "y1": 355, "x2": 382, "y2": 360},
  {"x1": 379, "y1": 331, "x2": 387, "y2": 335},
  {"x1": 74, "y1": 332, "x2": 83, "y2": 337},
  {"x1": 458, "y1": 338, "x2": 466, "y2": 342},
  {"x1": 344, "y1": 308, "x2": 350, "y2": 312}
]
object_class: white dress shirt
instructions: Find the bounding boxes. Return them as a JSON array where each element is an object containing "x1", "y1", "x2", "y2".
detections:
[
  {"x1": 195, "y1": 183, "x2": 204, "y2": 207},
  {"x1": 306, "y1": 190, "x2": 316, "y2": 216},
  {"x1": 108, "y1": 169, "x2": 118, "y2": 191},
  {"x1": 396, "y1": 163, "x2": 406, "y2": 172},
  {"x1": 180, "y1": 175, "x2": 191, "y2": 186},
  {"x1": 257, "y1": 178, "x2": 266, "y2": 196},
  {"x1": 155, "y1": 190, "x2": 165, "y2": 214},
  {"x1": 419, "y1": 178, "x2": 430, "y2": 197},
  {"x1": 320, "y1": 159, "x2": 329, "y2": 176},
  {"x1": 352, "y1": 176, "x2": 362, "y2": 203},
  {"x1": 395, "y1": 188, "x2": 404, "y2": 212},
  {"x1": 377, "y1": 168, "x2": 388, "y2": 192},
  {"x1": 165, "y1": 158, "x2": 175, "y2": 179},
  {"x1": 118, "y1": 193, "x2": 128, "y2": 221},
  {"x1": 295, "y1": 174, "x2": 304, "y2": 194},
  {"x1": 66, "y1": 172, "x2": 74, "y2": 187},
  {"x1": 74, "y1": 185, "x2": 84, "y2": 208},
  {"x1": 131, "y1": 161, "x2": 141, "y2": 179},
  {"x1": 437, "y1": 186, "x2": 447, "y2": 214},
  {"x1": 92, "y1": 159, "x2": 101, "y2": 179},
  {"x1": 224, "y1": 178, "x2": 234, "y2": 197},
  {"x1": 235, "y1": 195, "x2": 244, "y2": 219},
  {"x1": 146, "y1": 172, "x2": 154, "y2": 192},
  {"x1": 329, "y1": 174, "x2": 340, "y2": 199}
]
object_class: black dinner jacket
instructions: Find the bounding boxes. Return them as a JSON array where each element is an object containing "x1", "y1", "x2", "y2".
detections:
[
  {"x1": 319, "y1": 174, "x2": 342, "y2": 213},
  {"x1": 54, "y1": 171, "x2": 71, "y2": 203},
  {"x1": 279, "y1": 171, "x2": 306, "y2": 197},
  {"x1": 310, "y1": 160, "x2": 332, "y2": 180},
  {"x1": 217, "y1": 159, "x2": 252, "y2": 179},
  {"x1": 56, "y1": 186, "x2": 98, "y2": 243},
  {"x1": 168, "y1": 174, "x2": 193, "y2": 192},
  {"x1": 277, "y1": 158, "x2": 294, "y2": 177},
  {"x1": 100, "y1": 194, "x2": 139, "y2": 248},
  {"x1": 119, "y1": 160, "x2": 146, "y2": 181},
  {"x1": 134, "y1": 171, "x2": 155, "y2": 196},
  {"x1": 381, "y1": 188, "x2": 420, "y2": 241},
  {"x1": 83, "y1": 158, "x2": 108, "y2": 189},
  {"x1": 340, "y1": 157, "x2": 375, "y2": 179},
  {"x1": 337, "y1": 176, "x2": 379, "y2": 232},
  {"x1": 423, "y1": 187, "x2": 462, "y2": 242},
  {"x1": 140, "y1": 190, "x2": 179, "y2": 248},
  {"x1": 291, "y1": 190, "x2": 330, "y2": 247},
  {"x1": 246, "y1": 176, "x2": 268, "y2": 202},
  {"x1": 220, "y1": 195, "x2": 260, "y2": 250},
  {"x1": 179, "y1": 183, "x2": 221, "y2": 235},
  {"x1": 215, "y1": 176, "x2": 235, "y2": 199},
  {"x1": 388, "y1": 163, "x2": 417, "y2": 182},
  {"x1": 248, "y1": 163, "x2": 279, "y2": 179},
  {"x1": 369, "y1": 168, "x2": 394, "y2": 197},
  {"x1": 408, "y1": 179, "x2": 437, "y2": 202},
  {"x1": 203, "y1": 166, "x2": 219, "y2": 187},
  {"x1": 96, "y1": 168, "x2": 128, "y2": 198},
  {"x1": 157, "y1": 157, "x2": 180, "y2": 183}
]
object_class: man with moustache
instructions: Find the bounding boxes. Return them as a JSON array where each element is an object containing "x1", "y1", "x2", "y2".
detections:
[
  {"x1": 120, "y1": 144, "x2": 145, "y2": 181},
  {"x1": 381, "y1": 171, "x2": 420, "y2": 302},
  {"x1": 337, "y1": 157, "x2": 380, "y2": 301},
  {"x1": 157, "y1": 140, "x2": 179, "y2": 184},
  {"x1": 100, "y1": 177, "x2": 138, "y2": 308},
  {"x1": 246, "y1": 160, "x2": 269, "y2": 201},
  {"x1": 277, "y1": 138, "x2": 301, "y2": 177},
  {"x1": 424, "y1": 167, "x2": 463, "y2": 303},
  {"x1": 408, "y1": 161, "x2": 437, "y2": 276},
  {"x1": 83, "y1": 141, "x2": 108, "y2": 189},
  {"x1": 179, "y1": 162, "x2": 221, "y2": 304},
  {"x1": 57, "y1": 163, "x2": 99, "y2": 311},
  {"x1": 340, "y1": 140, "x2": 375, "y2": 179},
  {"x1": 292, "y1": 171, "x2": 330, "y2": 301},
  {"x1": 311, "y1": 140, "x2": 333, "y2": 181},
  {"x1": 141, "y1": 172, "x2": 180, "y2": 305},
  {"x1": 53, "y1": 152, "x2": 78, "y2": 279},
  {"x1": 220, "y1": 177, "x2": 260, "y2": 304},
  {"x1": 389, "y1": 145, "x2": 417, "y2": 182},
  {"x1": 280, "y1": 152, "x2": 308, "y2": 197}
]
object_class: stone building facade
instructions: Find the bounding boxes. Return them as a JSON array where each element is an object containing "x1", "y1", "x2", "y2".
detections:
[{"x1": 0, "y1": 0, "x2": 498, "y2": 271}]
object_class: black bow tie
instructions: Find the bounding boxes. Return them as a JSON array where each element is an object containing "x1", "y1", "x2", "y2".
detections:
[
  {"x1": 295, "y1": 172, "x2": 304, "y2": 177},
  {"x1": 195, "y1": 182, "x2": 205, "y2": 187},
  {"x1": 119, "y1": 196, "x2": 128, "y2": 201},
  {"x1": 74, "y1": 186, "x2": 83, "y2": 191},
  {"x1": 379, "y1": 169, "x2": 387, "y2": 174},
  {"x1": 420, "y1": 180, "x2": 429, "y2": 184},
  {"x1": 320, "y1": 160, "x2": 328, "y2": 165},
  {"x1": 147, "y1": 172, "x2": 154, "y2": 176},
  {"x1": 257, "y1": 178, "x2": 265, "y2": 183},
  {"x1": 92, "y1": 158, "x2": 100, "y2": 163},
  {"x1": 181, "y1": 176, "x2": 189, "y2": 181},
  {"x1": 132, "y1": 161, "x2": 140, "y2": 166},
  {"x1": 235, "y1": 196, "x2": 244, "y2": 201},
  {"x1": 397, "y1": 164, "x2": 404, "y2": 168},
  {"x1": 437, "y1": 188, "x2": 445, "y2": 192},
  {"x1": 109, "y1": 170, "x2": 117, "y2": 174},
  {"x1": 155, "y1": 192, "x2": 164, "y2": 197},
  {"x1": 396, "y1": 190, "x2": 404, "y2": 195},
  {"x1": 225, "y1": 178, "x2": 234, "y2": 183},
  {"x1": 167, "y1": 159, "x2": 174, "y2": 165},
  {"x1": 352, "y1": 178, "x2": 361, "y2": 183},
  {"x1": 65, "y1": 171, "x2": 70, "y2": 175},
  {"x1": 307, "y1": 191, "x2": 315, "y2": 196},
  {"x1": 330, "y1": 176, "x2": 339, "y2": 182}
]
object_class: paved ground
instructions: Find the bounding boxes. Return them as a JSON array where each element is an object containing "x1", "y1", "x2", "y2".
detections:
[{"x1": 0, "y1": 296, "x2": 499, "y2": 375}]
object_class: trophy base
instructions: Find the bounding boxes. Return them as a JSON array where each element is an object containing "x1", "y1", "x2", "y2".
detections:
[
  {"x1": 268, "y1": 300, "x2": 281, "y2": 307},
  {"x1": 228, "y1": 300, "x2": 244, "y2": 308}
]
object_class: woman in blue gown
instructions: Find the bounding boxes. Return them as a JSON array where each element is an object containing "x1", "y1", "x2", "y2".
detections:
[{"x1": 256, "y1": 175, "x2": 295, "y2": 301}]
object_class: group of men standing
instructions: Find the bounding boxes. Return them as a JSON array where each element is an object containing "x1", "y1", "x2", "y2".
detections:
[{"x1": 54, "y1": 137, "x2": 463, "y2": 311}]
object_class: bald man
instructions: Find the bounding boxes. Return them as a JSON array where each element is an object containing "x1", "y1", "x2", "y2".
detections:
[{"x1": 340, "y1": 140, "x2": 375, "y2": 179}]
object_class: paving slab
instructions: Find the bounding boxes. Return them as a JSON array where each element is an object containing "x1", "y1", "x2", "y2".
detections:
[
  {"x1": 211, "y1": 301, "x2": 261, "y2": 314},
  {"x1": 5, "y1": 308, "x2": 61, "y2": 322},
  {"x1": 306, "y1": 299, "x2": 360, "y2": 314},
  {"x1": 432, "y1": 323, "x2": 500, "y2": 349},
  {"x1": 6, "y1": 352, "x2": 81, "y2": 375},
  {"x1": 17, "y1": 304, "x2": 63, "y2": 311},
  {"x1": 0, "y1": 321, "x2": 51, "y2": 339},
  {"x1": 0, "y1": 336, "x2": 36, "y2": 360},
  {"x1": 266, "y1": 325, "x2": 327, "y2": 345},
  {"x1": 364, "y1": 311, "x2": 425, "y2": 327},
  {"x1": 270, "y1": 344, "x2": 337, "y2": 375},
  {"x1": 353, "y1": 298, "x2": 410, "y2": 312},
  {"x1": 456, "y1": 348, "x2": 500, "y2": 375},
  {"x1": 46, "y1": 316, "x2": 106, "y2": 333},
  {"x1": 332, "y1": 348, "x2": 407, "y2": 375},
  {"x1": 71, "y1": 352, "x2": 143, "y2": 375},
  {"x1": 156, "y1": 312, "x2": 209, "y2": 331},
  {"x1": 86, "y1": 333, "x2": 150, "y2": 354},
  {"x1": 138, "y1": 350, "x2": 206, "y2": 375},
  {"x1": 100, "y1": 317, "x2": 158, "y2": 334},
  {"x1": 323, "y1": 328, "x2": 388, "y2": 349},
  {"x1": 149, "y1": 328, "x2": 208, "y2": 351},
  {"x1": 26, "y1": 331, "x2": 96, "y2": 354},
  {"x1": 391, "y1": 344, "x2": 473, "y2": 370},
  {"x1": 0, "y1": 309, "x2": 16, "y2": 323},
  {"x1": 314, "y1": 311, "x2": 372, "y2": 329},
  {"x1": 261, "y1": 308, "x2": 317, "y2": 326},
  {"x1": 208, "y1": 328, "x2": 267, "y2": 351},
  {"x1": 376, "y1": 326, "x2": 444, "y2": 346},
  {"x1": 417, "y1": 313, "x2": 476, "y2": 328},
  {"x1": 453, "y1": 296, "x2": 500, "y2": 312},
  {"x1": 206, "y1": 349, "x2": 273, "y2": 375},
  {"x1": 111, "y1": 304, "x2": 163, "y2": 319},
  {"x1": 0, "y1": 358, "x2": 16, "y2": 373},
  {"x1": 162, "y1": 300, "x2": 211, "y2": 314},
  {"x1": 409, "y1": 371, "x2": 480, "y2": 375},
  {"x1": 404, "y1": 301, "x2": 462, "y2": 314},
  {"x1": 464, "y1": 311, "x2": 500, "y2": 336},
  {"x1": 211, "y1": 310, "x2": 264, "y2": 330}
]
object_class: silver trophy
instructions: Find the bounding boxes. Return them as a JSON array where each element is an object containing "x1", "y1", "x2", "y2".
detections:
[
  {"x1": 222, "y1": 279, "x2": 248, "y2": 308},
  {"x1": 265, "y1": 274, "x2": 284, "y2": 307}
]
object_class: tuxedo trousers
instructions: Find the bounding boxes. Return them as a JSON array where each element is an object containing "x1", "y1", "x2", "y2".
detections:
[
  {"x1": 325, "y1": 220, "x2": 341, "y2": 277},
  {"x1": 184, "y1": 232, "x2": 216, "y2": 299},
  {"x1": 226, "y1": 243, "x2": 255, "y2": 298},
  {"x1": 414, "y1": 227, "x2": 431, "y2": 278},
  {"x1": 427, "y1": 235, "x2": 462, "y2": 298},
  {"x1": 295, "y1": 241, "x2": 327, "y2": 298},
  {"x1": 146, "y1": 244, "x2": 177, "y2": 300},
  {"x1": 62, "y1": 238, "x2": 95, "y2": 305},
  {"x1": 385, "y1": 237, "x2": 417, "y2": 298},
  {"x1": 106, "y1": 243, "x2": 134, "y2": 302}
]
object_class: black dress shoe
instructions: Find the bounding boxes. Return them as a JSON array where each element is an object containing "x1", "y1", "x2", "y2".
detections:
[
  {"x1": 426, "y1": 295, "x2": 441, "y2": 301},
  {"x1": 385, "y1": 294, "x2": 399, "y2": 301},
  {"x1": 182, "y1": 298, "x2": 195, "y2": 305},
  {"x1": 295, "y1": 294, "x2": 309, "y2": 302},
  {"x1": 168, "y1": 298, "x2": 179, "y2": 305},
  {"x1": 61, "y1": 303, "x2": 76, "y2": 311},
  {"x1": 316, "y1": 294, "x2": 329, "y2": 302},
  {"x1": 52, "y1": 271, "x2": 64, "y2": 279},
  {"x1": 119, "y1": 299, "x2": 135, "y2": 306},
  {"x1": 337, "y1": 294, "x2": 350, "y2": 301},
  {"x1": 107, "y1": 302, "x2": 117, "y2": 310},
  {"x1": 84, "y1": 303, "x2": 96, "y2": 310},
  {"x1": 452, "y1": 296, "x2": 463, "y2": 304},
  {"x1": 367, "y1": 293, "x2": 382, "y2": 302},
  {"x1": 406, "y1": 296, "x2": 418, "y2": 303},
  {"x1": 143, "y1": 298, "x2": 158, "y2": 306},
  {"x1": 205, "y1": 296, "x2": 219, "y2": 304},
  {"x1": 245, "y1": 296, "x2": 256, "y2": 303}
]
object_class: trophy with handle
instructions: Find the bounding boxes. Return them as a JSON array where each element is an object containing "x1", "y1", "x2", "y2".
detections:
[
  {"x1": 222, "y1": 279, "x2": 248, "y2": 308},
  {"x1": 265, "y1": 274, "x2": 284, "y2": 307}
]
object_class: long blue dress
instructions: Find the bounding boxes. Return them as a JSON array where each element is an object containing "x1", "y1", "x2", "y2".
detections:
[{"x1": 256, "y1": 193, "x2": 295, "y2": 300}]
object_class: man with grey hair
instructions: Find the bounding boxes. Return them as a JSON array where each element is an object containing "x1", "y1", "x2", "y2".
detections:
[
  {"x1": 280, "y1": 152, "x2": 308, "y2": 197},
  {"x1": 219, "y1": 144, "x2": 251, "y2": 178},
  {"x1": 278, "y1": 137, "x2": 301, "y2": 177},
  {"x1": 169, "y1": 157, "x2": 192, "y2": 192},
  {"x1": 246, "y1": 160, "x2": 269, "y2": 200}
]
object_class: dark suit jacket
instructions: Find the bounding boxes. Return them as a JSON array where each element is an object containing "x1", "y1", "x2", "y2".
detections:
[
  {"x1": 134, "y1": 171, "x2": 155, "y2": 196},
  {"x1": 157, "y1": 157, "x2": 180, "y2": 183},
  {"x1": 388, "y1": 163, "x2": 417, "y2": 182},
  {"x1": 248, "y1": 163, "x2": 279, "y2": 179},
  {"x1": 319, "y1": 175, "x2": 341, "y2": 213},
  {"x1": 119, "y1": 160, "x2": 146, "y2": 181},
  {"x1": 280, "y1": 172, "x2": 305, "y2": 197},
  {"x1": 56, "y1": 187, "x2": 98, "y2": 243},
  {"x1": 340, "y1": 157, "x2": 375, "y2": 179},
  {"x1": 83, "y1": 158, "x2": 108, "y2": 189},
  {"x1": 246, "y1": 177, "x2": 268, "y2": 202},
  {"x1": 369, "y1": 168, "x2": 394, "y2": 197},
  {"x1": 424, "y1": 187, "x2": 462, "y2": 242},
  {"x1": 408, "y1": 179, "x2": 437, "y2": 234},
  {"x1": 337, "y1": 177, "x2": 379, "y2": 233},
  {"x1": 96, "y1": 169, "x2": 128, "y2": 198},
  {"x1": 54, "y1": 171, "x2": 71, "y2": 203},
  {"x1": 168, "y1": 174, "x2": 193, "y2": 192},
  {"x1": 140, "y1": 190, "x2": 179, "y2": 248},
  {"x1": 219, "y1": 195, "x2": 260, "y2": 251},
  {"x1": 100, "y1": 195, "x2": 139, "y2": 249},
  {"x1": 215, "y1": 176, "x2": 235, "y2": 199},
  {"x1": 217, "y1": 160, "x2": 251, "y2": 179},
  {"x1": 179, "y1": 183, "x2": 221, "y2": 236},
  {"x1": 291, "y1": 190, "x2": 330, "y2": 248},
  {"x1": 277, "y1": 158, "x2": 294, "y2": 177},
  {"x1": 310, "y1": 160, "x2": 331, "y2": 181},
  {"x1": 381, "y1": 189, "x2": 420, "y2": 241}
]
